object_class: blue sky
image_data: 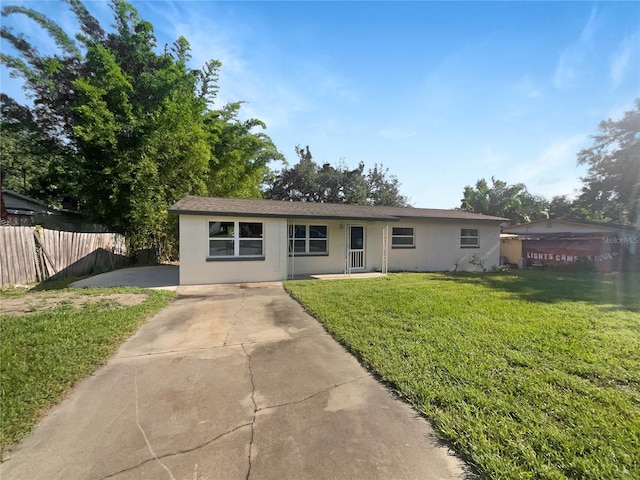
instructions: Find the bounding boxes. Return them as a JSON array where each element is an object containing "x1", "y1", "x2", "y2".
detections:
[{"x1": 2, "y1": 1, "x2": 639, "y2": 209}]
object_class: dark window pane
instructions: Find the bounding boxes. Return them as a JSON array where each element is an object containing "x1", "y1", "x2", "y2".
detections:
[
  {"x1": 461, "y1": 237, "x2": 478, "y2": 245},
  {"x1": 350, "y1": 227, "x2": 364, "y2": 249},
  {"x1": 293, "y1": 239, "x2": 306, "y2": 252},
  {"x1": 309, "y1": 240, "x2": 327, "y2": 253},
  {"x1": 392, "y1": 227, "x2": 413, "y2": 236},
  {"x1": 210, "y1": 239, "x2": 233, "y2": 256},
  {"x1": 239, "y1": 239, "x2": 263, "y2": 256},
  {"x1": 392, "y1": 237, "x2": 414, "y2": 246},
  {"x1": 289, "y1": 225, "x2": 306, "y2": 239},
  {"x1": 309, "y1": 226, "x2": 327, "y2": 238},
  {"x1": 210, "y1": 221, "x2": 234, "y2": 238},
  {"x1": 240, "y1": 222, "x2": 262, "y2": 238},
  {"x1": 461, "y1": 229, "x2": 478, "y2": 237}
]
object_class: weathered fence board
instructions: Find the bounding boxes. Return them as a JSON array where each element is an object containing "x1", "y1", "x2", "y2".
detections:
[
  {"x1": 0, "y1": 226, "x2": 128, "y2": 286},
  {"x1": 0, "y1": 226, "x2": 38, "y2": 286}
]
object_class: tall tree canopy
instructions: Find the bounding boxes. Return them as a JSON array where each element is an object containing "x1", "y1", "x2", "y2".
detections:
[
  {"x1": 460, "y1": 177, "x2": 548, "y2": 223},
  {"x1": 546, "y1": 194, "x2": 613, "y2": 222},
  {"x1": 264, "y1": 145, "x2": 409, "y2": 207},
  {"x1": 576, "y1": 99, "x2": 640, "y2": 225},
  {"x1": 0, "y1": 94, "x2": 77, "y2": 203},
  {"x1": 204, "y1": 102, "x2": 283, "y2": 199},
  {"x1": 1, "y1": 0, "x2": 283, "y2": 255}
]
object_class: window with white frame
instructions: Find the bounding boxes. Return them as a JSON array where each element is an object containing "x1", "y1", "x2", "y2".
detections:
[
  {"x1": 288, "y1": 224, "x2": 328, "y2": 255},
  {"x1": 391, "y1": 227, "x2": 414, "y2": 248},
  {"x1": 460, "y1": 228, "x2": 479, "y2": 248},
  {"x1": 208, "y1": 221, "x2": 263, "y2": 258}
]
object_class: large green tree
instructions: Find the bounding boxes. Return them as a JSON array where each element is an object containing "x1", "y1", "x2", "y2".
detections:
[
  {"x1": 0, "y1": 94, "x2": 78, "y2": 205},
  {"x1": 576, "y1": 99, "x2": 640, "y2": 225},
  {"x1": 366, "y1": 164, "x2": 409, "y2": 207},
  {"x1": 264, "y1": 145, "x2": 408, "y2": 206},
  {"x1": 460, "y1": 177, "x2": 548, "y2": 223},
  {"x1": 204, "y1": 102, "x2": 284, "y2": 198},
  {"x1": 547, "y1": 194, "x2": 613, "y2": 222},
  {"x1": 1, "y1": 0, "x2": 282, "y2": 256}
]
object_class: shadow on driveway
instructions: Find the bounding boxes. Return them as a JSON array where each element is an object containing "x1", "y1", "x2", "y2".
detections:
[{"x1": 70, "y1": 265, "x2": 179, "y2": 290}]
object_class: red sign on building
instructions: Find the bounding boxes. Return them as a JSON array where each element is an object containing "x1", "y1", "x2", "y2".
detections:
[{"x1": 522, "y1": 239, "x2": 614, "y2": 271}]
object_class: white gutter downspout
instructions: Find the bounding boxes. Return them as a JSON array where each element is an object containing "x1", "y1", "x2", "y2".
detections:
[
  {"x1": 344, "y1": 223, "x2": 350, "y2": 276},
  {"x1": 382, "y1": 225, "x2": 389, "y2": 275},
  {"x1": 287, "y1": 220, "x2": 295, "y2": 279}
]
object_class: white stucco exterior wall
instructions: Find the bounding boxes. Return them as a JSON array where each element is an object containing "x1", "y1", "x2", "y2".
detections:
[
  {"x1": 367, "y1": 220, "x2": 501, "y2": 272},
  {"x1": 177, "y1": 214, "x2": 503, "y2": 284},
  {"x1": 290, "y1": 218, "x2": 502, "y2": 274},
  {"x1": 179, "y1": 215, "x2": 287, "y2": 285},
  {"x1": 286, "y1": 219, "x2": 347, "y2": 275}
]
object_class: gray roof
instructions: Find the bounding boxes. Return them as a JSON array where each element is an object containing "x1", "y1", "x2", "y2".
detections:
[
  {"x1": 169, "y1": 196, "x2": 509, "y2": 222},
  {"x1": 502, "y1": 218, "x2": 637, "y2": 233}
]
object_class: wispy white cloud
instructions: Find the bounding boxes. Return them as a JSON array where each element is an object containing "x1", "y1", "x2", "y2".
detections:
[
  {"x1": 606, "y1": 99, "x2": 639, "y2": 122},
  {"x1": 505, "y1": 76, "x2": 543, "y2": 118},
  {"x1": 139, "y1": 3, "x2": 304, "y2": 130},
  {"x1": 553, "y1": 8, "x2": 598, "y2": 89},
  {"x1": 138, "y1": 1, "x2": 359, "y2": 133},
  {"x1": 508, "y1": 135, "x2": 589, "y2": 198},
  {"x1": 308, "y1": 68, "x2": 359, "y2": 103},
  {"x1": 609, "y1": 31, "x2": 639, "y2": 87}
]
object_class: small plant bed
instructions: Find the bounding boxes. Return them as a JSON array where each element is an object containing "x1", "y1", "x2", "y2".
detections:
[
  {"x1": 284, "y1": 271, "x2": 640, "y2": 479},
  {"x1": 0, "y1": 283, "x2": 175, "y2": 455}
]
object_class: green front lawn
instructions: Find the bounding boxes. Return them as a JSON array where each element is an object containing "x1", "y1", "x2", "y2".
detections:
[
  {"x1": 285, "y1": 272, "x2": 640, "y2": 479},
  {"x1": 0, "y1": 285, "x2": 175, "y2": 455}
]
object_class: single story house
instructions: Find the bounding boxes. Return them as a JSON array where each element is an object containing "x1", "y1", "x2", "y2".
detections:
[
  {"x1": 169, "y1": 196, "x2": 508, "y2": 285},
  {"x1": 501, "y1": 218, "x2": 638, "y2": 272}
]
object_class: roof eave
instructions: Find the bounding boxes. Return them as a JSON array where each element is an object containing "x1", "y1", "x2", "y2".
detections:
[
  {"x1": 168, "y1": 208, "x2": 399, "y2": 222},
  {"x1": 395, "y1": 214, "x2": 508, "y2": 222}
]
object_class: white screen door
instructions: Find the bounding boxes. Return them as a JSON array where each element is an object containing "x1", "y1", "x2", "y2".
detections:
[{"x1": 347, "y1": 225, "x2": 365, "y2": 270}]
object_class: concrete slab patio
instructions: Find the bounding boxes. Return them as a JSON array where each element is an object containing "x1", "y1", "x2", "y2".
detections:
[{"x1": 2, "y1": 281, "x2": 472, "y2": 480}]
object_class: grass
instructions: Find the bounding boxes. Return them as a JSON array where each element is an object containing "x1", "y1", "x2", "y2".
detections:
[
  {"x1": 0, "y1": 282, "x2": 175, "y2": 455},
  {"x1": 284, "y1": 271, "x2": 640, "y2": 479}
]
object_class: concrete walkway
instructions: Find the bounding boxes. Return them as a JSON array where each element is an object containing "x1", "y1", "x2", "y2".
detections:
[{"x1": 2, "y1": 282, "x2": 471, "y2": 480}]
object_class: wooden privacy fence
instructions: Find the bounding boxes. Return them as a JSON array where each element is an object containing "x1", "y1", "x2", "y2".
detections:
[{"x1": 0, "y1": 226, "x2": 128, "y2": 286}]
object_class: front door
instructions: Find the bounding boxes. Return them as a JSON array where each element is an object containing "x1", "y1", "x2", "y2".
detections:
[{"x1": 347, "y1": 225, "x2": 365, "y2": 271}]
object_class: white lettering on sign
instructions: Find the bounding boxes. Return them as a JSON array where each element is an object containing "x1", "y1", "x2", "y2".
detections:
[{"x1": 526, "y1": 251, "x2": 614, "y2": 263}]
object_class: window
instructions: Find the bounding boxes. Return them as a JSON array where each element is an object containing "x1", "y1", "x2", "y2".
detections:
[
  {"x1": 209, "y1": 221, "x2": 263, "y2": 258},
  {"x1": 288, "y1": 224, "x2": 328, "y2": 255},
  {"x1": 460, "y1": 228, "x2": 479, "y2": 248},
  {"x1": 391, "y1": 227, "x2": 414, "y2": 248}
]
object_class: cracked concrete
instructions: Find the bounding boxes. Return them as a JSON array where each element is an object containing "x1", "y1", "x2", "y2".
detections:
[
  {"x1": 2, "y1": 282, "x2": 472, "y2": 480},
  {"x1": 241, "y1": 343, "x2": 257, "y2": 480}
]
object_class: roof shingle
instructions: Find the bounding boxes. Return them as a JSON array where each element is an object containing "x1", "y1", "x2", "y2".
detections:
[{"x1": 169, "y1": 196, "x2": 509, "y2": 222}]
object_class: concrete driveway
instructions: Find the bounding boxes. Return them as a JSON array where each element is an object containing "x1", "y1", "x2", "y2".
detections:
[
  {"x1": 2, "y1": 281, "x2": 471, "y2": 480},
  {"x1": 71, "y1": 265, "x2": 180, "y2": 290}
]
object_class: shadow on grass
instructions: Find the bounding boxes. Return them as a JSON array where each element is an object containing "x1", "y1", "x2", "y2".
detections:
[
  {"x1": 438, "y1": 270, "x2": 640, "y2": 312},
  {"x1": 0, "y1": 277, "x2": 82, "y2": 297},
  {"x1": 30, "y1": 276, "x2": 85, "y2": 292}
]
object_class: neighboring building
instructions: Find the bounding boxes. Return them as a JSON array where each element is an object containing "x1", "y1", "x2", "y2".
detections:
[
  {"x1": 169, "y1": 196, "x2": 508, "y2": 285},
  {"x1": 0, "y1": 189, "x2": 102, "y2": 232},
  {"x1": 501, "y1": 218, "x2": 638, "y2": 272}
]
